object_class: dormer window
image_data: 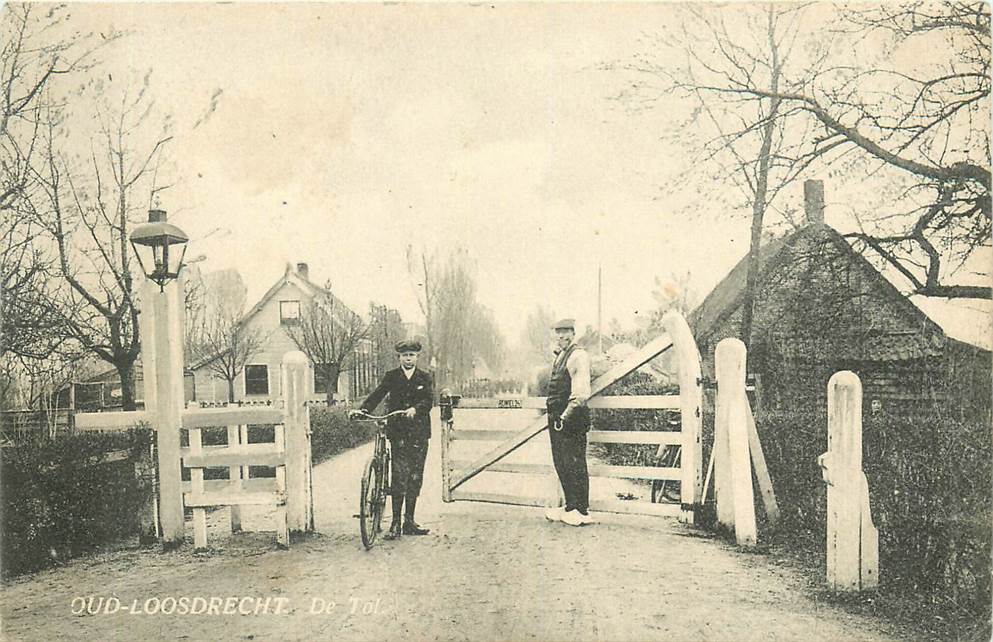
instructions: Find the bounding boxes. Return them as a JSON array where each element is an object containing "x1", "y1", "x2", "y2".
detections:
[{"x1": 280, "y1": 300, "x2": 301, "y2": 325}]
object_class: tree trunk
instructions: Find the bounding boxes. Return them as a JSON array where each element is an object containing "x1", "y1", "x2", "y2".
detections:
[
  {"x1": 117, "y1": 360, "x2": 138, "y2": 411},
  {"x1": 325, "y1": 364, "x2": 341, "y2": 405},
  {"x1": 227, "y1": 378, "x2": 236, "y2": 403},
  {"x1": 740, "y1": 10, "x2": 782, "y2": 354}
]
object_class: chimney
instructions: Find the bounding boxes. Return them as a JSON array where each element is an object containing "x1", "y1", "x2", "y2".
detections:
[
  {"x1": 803, "y1": 179, "x2": 825, "y2": 226},
  {"x1": 296, "y1": 262, "x2": 309, "y2": 280}
]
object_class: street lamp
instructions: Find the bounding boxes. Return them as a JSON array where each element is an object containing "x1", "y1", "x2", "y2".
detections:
[{"x1": 130, "y1": 209, "x2": 190, "y2": 290}]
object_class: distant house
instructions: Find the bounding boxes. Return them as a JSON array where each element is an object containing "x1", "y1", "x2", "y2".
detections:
[
  {"x1": 690, "y1": 202, "x2": 991, "y2": 419},
  {"x1": 69, "y1": 364, "x2": 196, "y2": 410},
  {"x1": 189, "y1": 262, "x2": 377, "y2": 405}
]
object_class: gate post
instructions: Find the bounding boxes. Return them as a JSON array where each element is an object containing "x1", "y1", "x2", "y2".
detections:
[
  {"x1": 138, "y1": 276, "x2": 186, "y2": 550},
  {"x1": 714, "y1": 338, "x2": 757, "y2": 545},
  {"x1": 663, "y1": 311, "x2": 703, "y2": 524},
  {"x1": 282, "y1": 351, "x2": 312, "y2": 533},
  {"x1": 819, "y1": 371, "x2": 878, "y2": 591}
]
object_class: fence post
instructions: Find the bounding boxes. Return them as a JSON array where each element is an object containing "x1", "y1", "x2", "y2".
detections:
[
  {"x1": 714, "y1": 338, "x2": 757, "y2": 546},
  {"x1": 282, "y1": 351, "x2": 312, "y2": 533},
  {"x1": 819, "y1": 371, "x2": 879, "y2": 591},
  {"x1": 663, "y1": 311, "x2": 703, "y2": 524},
  {"x1": 712, "y1": 339, "x2": 734, "y2": 530},
  {"x1": 227, "y1": 424, "x2": 242, "y2": 532},
  {"x1": 441, "y1": 416, "x2": 453, "y2": 502},
  {"x1": 138, "y1": 276, "x2": 186, "y2": 550}
]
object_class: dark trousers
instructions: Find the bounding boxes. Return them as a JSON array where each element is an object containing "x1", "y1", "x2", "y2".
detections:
[
  {"x1": 389, "y1": 435, "x2": 429, "y2": 520},
  {"x1": 549, "y1": 427, "x2": 590, "y2": 513}
]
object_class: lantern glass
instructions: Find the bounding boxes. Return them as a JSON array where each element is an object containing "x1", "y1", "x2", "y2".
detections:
[{"x1": 130, "y1": 209, "x2": 190, "y2": 290}]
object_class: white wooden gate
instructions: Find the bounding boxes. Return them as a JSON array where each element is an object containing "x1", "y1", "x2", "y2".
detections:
[{"x1": 441, "y1": 311, "x2": 704, "y2": 523}]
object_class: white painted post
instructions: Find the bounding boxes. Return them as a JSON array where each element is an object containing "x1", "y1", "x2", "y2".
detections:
[
  {"x1": 227, "y1": 424, "x2": 242, "y2": 532},
  {"x1": 712, "y1": 340, "x2": 735, "y2": 530},
  {"x1": 240, "y1": 424, "x2": 250, "y2": 484},
  {"x1": 819, "y1": 371, "x2": 879, "y2": 591},
  {"x1": 138, "y1": 277, "x2": 186, "y2": 550},
  {"x1": 662, "y1": 311, "x2": 703, "y2": 524},
  {"x1": 275, "y1": 464, "x2": 289, "y2": 548},
  {"x1": 281, "y1": 351, "x2": 312, "y2": 533},
  {"x1": 715, "y1": 338, "x2": 757, "y2": 546},
  {"x1": 190, "y1": 427, "x2": 207, "y2": 551}
]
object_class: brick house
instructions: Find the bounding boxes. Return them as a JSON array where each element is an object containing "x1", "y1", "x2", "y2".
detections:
[
  {"x1": 690, "y1": 213, "x2": 991, "y2": 419},
  {"x1": 189, "y1": 262, "x2": 377, "y2": 405}
]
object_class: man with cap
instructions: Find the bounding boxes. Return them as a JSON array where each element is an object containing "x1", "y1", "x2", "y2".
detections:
[
  {"x1": 544, "y1": 318, "x2": 595, "y2": 526},
  {"x1": 352, "y1": 339, "x2": 434, "y2": 539}
]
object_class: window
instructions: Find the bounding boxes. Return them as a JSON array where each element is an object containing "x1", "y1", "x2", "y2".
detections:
[
  {"x1": 245, "y1": 365, "x2": 269, "y2": 395},
  {"x1": 280, "y1": 300, "x2": 301, "y2": 325}
]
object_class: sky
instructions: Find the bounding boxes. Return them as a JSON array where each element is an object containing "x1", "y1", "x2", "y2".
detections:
[{"x1": 54, "y1": 2, "x2": 989, "y2": 347}]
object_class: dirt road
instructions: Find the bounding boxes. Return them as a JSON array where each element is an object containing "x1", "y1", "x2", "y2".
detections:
[{"x1": 1, "y1": 409, "x2": 909, "y2": 641}]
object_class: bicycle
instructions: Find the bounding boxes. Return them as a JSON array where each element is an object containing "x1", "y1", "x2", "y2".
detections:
[
  {"x1": 351, "y1": 409, "x2": 408, "y2": 549},
  {"x1": 651, "y1": 444, "x2": 682, "y2": 504}
]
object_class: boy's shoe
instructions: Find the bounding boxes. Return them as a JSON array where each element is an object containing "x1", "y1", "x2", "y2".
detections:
[
  {"x1": 384, "y1": 521, "x2": 402, "y2": 540},
  {"x1": 577, "y1": 511, "x2": 596, "y2": 526},
  {"x1": 545, "y1": 506, "x2": 566, "y2": 522},
  {"x1": 402, "y1": 522, "x2": 430, "y2": 536}
]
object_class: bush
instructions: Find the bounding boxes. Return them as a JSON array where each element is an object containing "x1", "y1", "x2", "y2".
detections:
[
  {"x1": 1, "y1": 430, "x2": 153, "y2": 579},
  {"x1": 755, "y1": 407, "x2": 992, "y2": 634},
  {"x1": 588, "y1": 371, "x2": 680, "y2": 468},
  {"x1": 309, "y1": 407, "x2": 377, "y2": 464}
]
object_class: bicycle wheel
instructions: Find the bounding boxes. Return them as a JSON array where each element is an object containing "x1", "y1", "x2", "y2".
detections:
[{"x1": 359, "y1": 456, "x2": 381, "y2": 549}]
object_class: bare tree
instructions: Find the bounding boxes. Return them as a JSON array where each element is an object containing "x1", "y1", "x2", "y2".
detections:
[
  {"x1": 368, "y1": 302, "x2": 404, "y2": 380},
  {"x1": 658, "y1": 1, "x2": 990, "y2": 299},
  {"x1": 423, "y1": 248, "x2": 507, "y2": 387},
  {"x1": 405, "y1": 244, "x2": 438, "y2": 363},
  {"x1": 1, "y1": 5, "x2": 117, "y2": 361},
  {"x1": 27, "y1": 79, "x2": 173, "y2": 410},
  {"x1": 188, "y1": 269, "x2": 268, "y2": 403},
  {"x1": 285, "y1": 282, "x2": 368, "y2": 404},
  {"x1": 608, "y1": 4, "x2": 820, "y2": 349},
  {"x1": 519, "y1": 304, "x2": 555, "y2": 368}
]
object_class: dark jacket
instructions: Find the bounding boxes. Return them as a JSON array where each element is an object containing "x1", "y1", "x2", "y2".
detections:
[{"x1": 359, "y1": 367, "x2": 434, "y2": 440}]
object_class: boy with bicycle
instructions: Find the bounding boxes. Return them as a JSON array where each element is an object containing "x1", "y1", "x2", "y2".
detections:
[{"x1": 351, "y1": 339, "x2": 434, "y2": 539}]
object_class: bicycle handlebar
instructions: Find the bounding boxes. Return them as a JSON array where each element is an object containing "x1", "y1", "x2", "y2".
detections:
[{"x1": 350, "y1": 409, "x2": 408, "y2": 421}]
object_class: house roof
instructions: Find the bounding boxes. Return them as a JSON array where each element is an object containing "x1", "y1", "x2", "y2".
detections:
[
  {"x1": 188, "y1": 264, "x2": 362, "y2": 371},
  {"x1": 690, "y1": 223, "x2": 991, "y2": 355}
]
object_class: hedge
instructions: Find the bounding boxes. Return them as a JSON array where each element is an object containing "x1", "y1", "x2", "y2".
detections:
[
  {"x1": 1, "y1": 430, "x2": 153, "y2": 579},
  {"x1": 309, "y1": 407, "x2": 377, "y2": 464},
  {"x1": 756, "y1": 407, "x2": 992, "y2": 625}
]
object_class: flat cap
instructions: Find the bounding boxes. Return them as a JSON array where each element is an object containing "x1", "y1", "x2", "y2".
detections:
[
  {"x1": 551, "y1": 318, "x2": 576, "y2": 330},
  {"x1": 394, "y1": 339, "x2": 422, "y2": 353}
]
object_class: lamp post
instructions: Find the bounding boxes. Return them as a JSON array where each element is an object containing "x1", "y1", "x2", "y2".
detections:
[{"x1": 129, "y1": 208, "x2": 189, "y2": 549}]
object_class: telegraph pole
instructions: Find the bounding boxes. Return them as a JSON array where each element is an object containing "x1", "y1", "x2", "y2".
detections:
[{"x1": 597, "y1": 264, "x2": 603, "y2": 355}]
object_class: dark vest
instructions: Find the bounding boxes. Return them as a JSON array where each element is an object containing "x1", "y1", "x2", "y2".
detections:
[{"x1": 546, "y1": 343, "x2": 590, "y2": 429}]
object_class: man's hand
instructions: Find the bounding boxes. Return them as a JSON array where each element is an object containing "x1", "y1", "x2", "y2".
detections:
[
  {"x1": 404, "y1": 407, "x2": 417, "y2": 418},
  {"x1": 348, "y1": 410, "x2": 364, "y2": 419}
]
